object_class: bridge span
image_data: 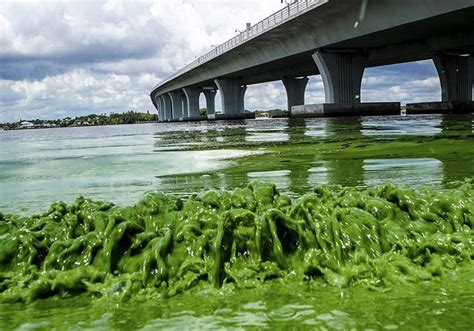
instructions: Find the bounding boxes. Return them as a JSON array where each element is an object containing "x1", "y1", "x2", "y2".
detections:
[{"x1": 150, "y1": 0, "x2": 474, "y2": 121}]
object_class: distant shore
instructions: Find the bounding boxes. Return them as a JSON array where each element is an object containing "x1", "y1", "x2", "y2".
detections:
[{"x1": 1, "y1": 111, "x2": 158, "y2": 131}]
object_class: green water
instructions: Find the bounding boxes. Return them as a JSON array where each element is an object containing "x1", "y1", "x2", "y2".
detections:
[{"x1": 1, "y1": 114, "x2": 473, "y2": 330}]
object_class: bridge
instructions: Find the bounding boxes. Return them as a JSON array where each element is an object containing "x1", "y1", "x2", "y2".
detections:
[{"x1": 150, "y1": 0, "x2": 474, "y2": 121}]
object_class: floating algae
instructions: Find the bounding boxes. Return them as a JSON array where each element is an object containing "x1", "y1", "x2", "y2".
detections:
[{"x1": 0, "y1": 182, "x2": 473, "y2": 303}]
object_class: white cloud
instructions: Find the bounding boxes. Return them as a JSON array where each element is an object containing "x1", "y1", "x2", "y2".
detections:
[
  {"x1": 0, "y1": 0, "x2": 285, "y2": 121},
  {"x1": 361, "y1": 61, "x2": 441, "y2": 104},
  {"x1": 1, "y1": 69, "x2": 155, "y2": 121}
]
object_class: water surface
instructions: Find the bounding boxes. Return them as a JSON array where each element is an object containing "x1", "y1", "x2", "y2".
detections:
[
  {"x1": 1, "y1": 114, "x2": 472, "y2": 215},
  {"x1": 0, "y1": 114, "x2": 473, "y2": 330}
]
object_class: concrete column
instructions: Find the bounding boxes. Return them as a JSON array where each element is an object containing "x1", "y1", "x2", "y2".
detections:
[
  {"x1": 158, "y1": 96, "x2": 167, "y2": 121},
  {"x1": 159, "y1": 99, "x2": 165, "y2": 121},
  {"x1": 204, "y1": 90, "x2": 217, "y2": 116},
  {"x1": 183, "y1": 87, "x2": 201, "y2": 118},
  {"x1": 433, "y1": 54, "x2": 473, "y2": 101},
  {"x1": 169, "y1": 91, "x2": 186, "y2": 119},
  {"x1": 238, "y1": 85, "x2": 247, "y2": 113},
  {"x1": 158, "y1": 102, "x2": 163, "y2": 121},
  {"x1": 182, "y1": 96, "x2": 188, "y2": 118},
  {"x1": 161, "y1": 94, "x2": 172, "y2": 121},
  {"x1": 214, "y1": 79, "x2": 246, "y2": 114},
  {"x1": 312, "y1": 50, "x2": 368, "y2": 104},
  {"x1": 282, "y1": 77, "x2": 309, "y2": 111},
  {"x1": 154, "y1": 96, "x2": 162, "y2": 120}
]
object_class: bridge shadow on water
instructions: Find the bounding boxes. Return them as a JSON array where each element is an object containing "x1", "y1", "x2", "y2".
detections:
[{"x1": 152, "y1": 114, "x2": 473, "y2": 197}]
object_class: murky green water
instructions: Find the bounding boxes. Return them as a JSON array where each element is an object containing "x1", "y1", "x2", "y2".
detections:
[
  {"x1": 1, "y1": 271, "x2": 473, "y2": 330},
  {"x1": 1, "y1": 114, "x2": 473, "y2": 215},
  {"x1": 1, "y1": 114, "x2": 473, "y2": 330}
]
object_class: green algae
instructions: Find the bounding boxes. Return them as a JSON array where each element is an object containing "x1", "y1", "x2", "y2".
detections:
[{"x1": 1, "y1": 181, "x2": 473, "y2": 303}]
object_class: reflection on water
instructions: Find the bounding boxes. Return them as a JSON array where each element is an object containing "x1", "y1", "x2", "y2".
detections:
[
  {"x1": 362, "y1": 115, "x2": 442, "y2": 136},
  {"x1": 364, "y1": 158, "x2": 443, "y2": 187},
  {"x1": 0, "y1": 114, "x2": 472, "y2": 214},
  {"x1": 154, "y1": 114, "x2": 472, "y2": 196}
]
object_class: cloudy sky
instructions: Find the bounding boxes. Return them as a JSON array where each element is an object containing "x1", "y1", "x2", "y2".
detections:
[{"x1": 0, "y1": 0, "x2": 443, "y2": 122}]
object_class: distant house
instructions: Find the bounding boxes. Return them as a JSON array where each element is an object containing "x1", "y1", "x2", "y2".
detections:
[{"x1": 20, "y1": 121, "x2": 35, "y2": 129}]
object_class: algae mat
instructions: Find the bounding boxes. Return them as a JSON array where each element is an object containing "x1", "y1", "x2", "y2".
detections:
[{"x1": 1, "y1": 182, "x2": 473, "y2": 329}]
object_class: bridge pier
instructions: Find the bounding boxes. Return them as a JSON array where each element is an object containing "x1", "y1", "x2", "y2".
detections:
[
  {"x1": 238, "y1": 85, "x2": 247, "y2": 112},
  {"x1": 312, "y1": 50, "x2": 368, "y2": 104},
  {"x1": 215, "y1": 79, "x2": 246, "y2": 114},
  {"x1": 182, "y1": 95, "x2": 188, "y2": 118},
  {"x1": 159, "y1": 99, "x2": 166, "y2": 121},
  {"x1": 407, "y1": 54, "x2": 474, "y2": 114},
  {"x1": 159, "y1": 96, "x2": 168, "y2": 121},
  {"x1": 183, "y1": 87, "x2": 201, "y2": 118},
  {"x1": 282, "y1": 77, "x2": 308, "y2": 112},
  {"x1": 434, "y1": 54, "x2": 473, "y2": 102},
  {"x1": 292, "y1": 50, "x2": 400, "y2": 117},
  {"x1": 204, "y1": 90, "x2": 217, "y2": 118},
  {"x1": 169, "y1": 91, "x2": 187, "y2": 120},
  {"x1": 154, "y1": 96, "x2": 162, "y2": 121},
  {"x1": 161, "y1": 94, "x2": 173, "y2": 121}
]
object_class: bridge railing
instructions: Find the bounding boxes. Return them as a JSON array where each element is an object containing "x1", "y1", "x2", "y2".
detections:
[{"x1": 152, "y1": 0, "x2": 327, "y2": 93}]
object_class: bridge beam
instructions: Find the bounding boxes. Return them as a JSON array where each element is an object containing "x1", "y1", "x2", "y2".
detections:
[
  {"x1": 215, "y1": 79, "x2": 246, "y2": 114},
  {"x1": 169, "y1": 91, "x2": 186, "y2": 120},
  {"x1": 204, "y1": 90, "x2": 217, "y2": 117},
  {"x1": 312, "y1": 50, "x2": 368, "y2": 104},
  {"x1": 161, "y1": 94, "x2": 173, "y2": 121},
  {"x1": 434, "y1": 54, "x2": 473, "y2": 101},
  {"x1": 183, "y1": 87, "x2": 201, "y2": 118},
  {"x1": 283, "y1": 77, "x2": 309, "y2": 111}
]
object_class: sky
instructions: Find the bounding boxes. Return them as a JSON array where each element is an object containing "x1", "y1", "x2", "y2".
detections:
[{"x1": 0, "y1": 0, "x2": 444, "y2": 122}]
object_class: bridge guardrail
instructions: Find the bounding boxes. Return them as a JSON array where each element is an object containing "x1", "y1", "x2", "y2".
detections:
[{"x1": 152, "y1": 0, "x2": 327, "y2": 93}]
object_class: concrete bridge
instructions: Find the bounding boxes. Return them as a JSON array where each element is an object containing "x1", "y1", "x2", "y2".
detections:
[{"x1": 150, "y1": 0, "x2": 474, "y2": 121}]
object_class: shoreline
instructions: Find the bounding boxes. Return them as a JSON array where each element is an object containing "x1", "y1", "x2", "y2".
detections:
[{"x1": 0, "y1": 121, "x2": 160, "y2": 131}]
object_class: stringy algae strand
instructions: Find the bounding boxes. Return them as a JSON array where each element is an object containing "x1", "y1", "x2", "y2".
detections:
[{"x1": 0, "y1": 181, "x2": 472, "y2": 303}]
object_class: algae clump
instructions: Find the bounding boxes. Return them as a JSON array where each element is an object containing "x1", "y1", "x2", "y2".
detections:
[{"x1": 0, "y1": 181, "x2": 473, "y2": 303}]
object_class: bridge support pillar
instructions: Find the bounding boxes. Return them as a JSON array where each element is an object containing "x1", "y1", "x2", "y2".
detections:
[
  {"x1": 434, "y1": 54, "x2": 473, "y2": 102},
  {"x1": 215, "y1": 79, "x2": 246, "y2": 114},
  {"x1": 204, "y1": 90, "x2": 217, "y2": 117},
  {"x1": 160, "y1": 96, "x2": 168, "y2": 121},
  {"x1": 283, "y1": 77, "x2": 309, "y2": 111},
  {"x1": 312, "y1": 50, "x2": 368, "y2": 104},
  {"x1": 238, "y1": 85, "x2": 247, "y2": 112},
  {"x1": 169, "y1": 91, "x2": 187, "y2": 120},
  {"x1": 183, "y1": 87, "x2": 201, "y2": 118},
  {"x1": 406, "y1": 54, "x2": 474, "y2": 114},
  {"x1": 293, "y1": 50, "x2": 399, "y2": 117},
  {"x1": 161, "y1": 94, "x2": 173, "y2": 121},
  {"x1": 156, "y1": 96, "x2": 164, "y2": 121},
  {"x1": 159, "y1": 102, "x2": 164, "y2": 121}
]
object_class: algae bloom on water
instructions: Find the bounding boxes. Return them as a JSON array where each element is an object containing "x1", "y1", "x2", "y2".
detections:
[{"x1": 0, "y1": 181, "x2": 473, "y2": 303}]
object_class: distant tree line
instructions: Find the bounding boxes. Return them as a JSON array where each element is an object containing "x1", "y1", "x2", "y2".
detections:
[{"x1": 1, "y1": 111, "x2": 159, "y2": 130}]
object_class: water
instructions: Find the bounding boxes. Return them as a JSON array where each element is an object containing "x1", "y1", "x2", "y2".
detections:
[
  {"x1": 1, "y1": 114, "x2": 473, "y2": 330},
  {"x1": 1, "y1": 272, "x2": 473, "y2": 330},
  {"x1": 1, "y1": 114, "x2": 472, "y2": 215}
]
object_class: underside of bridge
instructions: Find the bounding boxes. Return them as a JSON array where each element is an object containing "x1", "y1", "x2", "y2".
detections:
[{"x1": 151, "y1": 0, "x2": 474, "y2": 121}]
